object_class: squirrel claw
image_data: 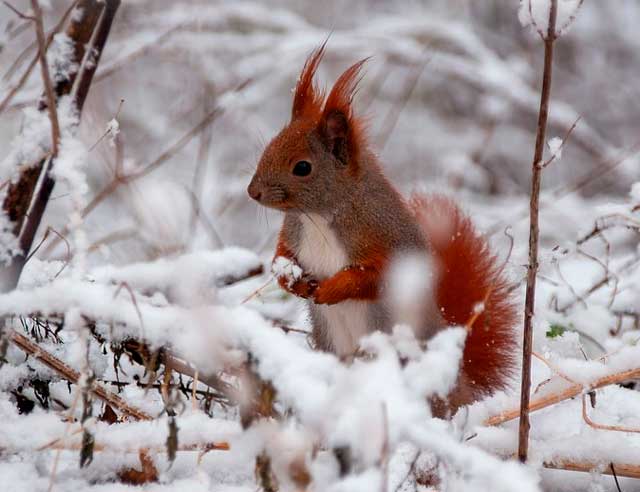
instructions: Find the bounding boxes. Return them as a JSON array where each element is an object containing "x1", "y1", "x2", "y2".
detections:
[{"x1": 280, "y1": 273, "x2": 318, "y2": 299}]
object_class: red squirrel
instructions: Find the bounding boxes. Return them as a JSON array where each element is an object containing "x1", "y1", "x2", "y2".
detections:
[{"x1": 247, "y1": 44, "x2": 517, "y2": 412}]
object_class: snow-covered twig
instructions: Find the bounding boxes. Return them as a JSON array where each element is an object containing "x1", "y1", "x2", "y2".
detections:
[
  {"x1": 10, "y1": 329, "x2": 152, "y2": 420},
  {"x1": 487, "y1": 364, "x2": 640, "y2": 427}
]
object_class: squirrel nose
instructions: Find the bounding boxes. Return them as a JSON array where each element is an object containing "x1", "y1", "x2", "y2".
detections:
[{"x1": 247, "y1": 180, "x2": 262, "y2": 202}]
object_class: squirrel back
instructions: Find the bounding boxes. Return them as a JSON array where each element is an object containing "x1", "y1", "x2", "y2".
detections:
[{"x1": 248, "y1": 44, "x2": 518, "y2": 411}]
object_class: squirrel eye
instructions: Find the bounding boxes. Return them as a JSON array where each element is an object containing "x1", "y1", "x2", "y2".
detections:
[{"x1": 292, "y1": 160, "x2": 312, "y2": 177}]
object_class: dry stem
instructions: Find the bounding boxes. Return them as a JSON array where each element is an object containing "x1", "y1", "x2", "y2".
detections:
[{"x1": 519, "y1": 0, "x2": 558, "y2": 463}]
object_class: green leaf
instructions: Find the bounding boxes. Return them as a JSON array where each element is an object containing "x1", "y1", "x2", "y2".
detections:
[{"x1": 546, "y1": 323, "x2": 567, "y2": 338}]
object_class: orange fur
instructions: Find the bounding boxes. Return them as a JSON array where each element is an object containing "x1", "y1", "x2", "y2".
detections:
[
  {"x1": 291, "y1": 43, "x2": 326, "y2": 121},
  {"x1": 314, "y1": 261, "x2": 383, "y2": 305},
  {"x1": 411, "y1": 195, "x2": 518, "y2": 397}
]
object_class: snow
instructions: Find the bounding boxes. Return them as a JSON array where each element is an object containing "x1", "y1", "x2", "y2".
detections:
[
  {"x1": 271, "y1": 256, "x2": 302, "y2": 288},
  {"x1": 47, "y1": 33, "x2": 79, "y2": 84},
  {"x1": 105, "y1": 118, "x2": 119, "y2": 144},
  {"x1": 0, "y1": 210, "x2": 20, "y2": 265},
  {"x1": 548, "y1": 136, "x2": 563, "y2": 160}
]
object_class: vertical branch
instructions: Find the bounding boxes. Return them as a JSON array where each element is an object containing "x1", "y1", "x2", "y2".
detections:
[
  {"x1": 518, "y1": 0, "x2": 558, "y2": 463},
  {"x1": 1, "y1": 0, "x2": 120, "y2": 293},
  {"x1": 30, "y1": 0, "x2": 60, "y2": 157}
]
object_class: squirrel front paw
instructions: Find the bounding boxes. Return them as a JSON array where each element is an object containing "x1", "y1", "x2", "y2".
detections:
[
  {"x1": 272, "y1": 256, "x2": 318, "y2": 299},
  {"x1": 287, "y1": 274, "x2": 318, "y2": 299}
]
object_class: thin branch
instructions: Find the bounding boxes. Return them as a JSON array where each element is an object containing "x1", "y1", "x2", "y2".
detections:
[
  {"x1": 518, "y1": 0, "x2": 557, "y2": 463},
  {"x1": 582, "y1": 393, "x2": 640, "y2": 434},
  {"x1": 611, "y1": 463, "x2": 623, "y2": 492},
  {"x1": 3, "y1": 1, "x2": 35, "y2": 21},
  {"x1": 543, "y1": 459, "x2": 640, "y2": 480},
  {"x1": 163, "y1": 351, "x2": 239, "y2": 405},
  {"x1": 41, "y1": 437, "x2": 230, "y2": 453},
  {"x1": 486, "y1": 365, "x2": 640, "y2": 427},
  {"x1": 31, "y1": 0, "x2": 60, "y2": 157}
]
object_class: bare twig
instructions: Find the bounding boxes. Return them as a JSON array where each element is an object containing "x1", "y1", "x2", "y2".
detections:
[
  {"x1": 3, "y1": 1, "x2": 35, "y2": 21},
  {"x1": 581, "y1": 393, "x2": 640, "y2": 434},
  {"x1": 88, "y1": 98, "x2": 124, "y2": 152},
  {"x1": 519, "y1": 0, "x2": 558, "y2": 463},
  {"x1": 163, "y1": 351, "x2": 239, "y2": 405},
  {"x1": 611, "y1": 463, "x2": 623, "y2": 492},
  {"x1": 31, "y1": 0, "x2": 61, "y2": 157},
  {"x1": 42, "y1": 440, "x2": 230, "y2": 453},
  {"x1": 543, "y1": 459, "x2": 640, "y2": 480},
  {"x1": 486, "y1": 365, "x2": 640, "y2": 427}
]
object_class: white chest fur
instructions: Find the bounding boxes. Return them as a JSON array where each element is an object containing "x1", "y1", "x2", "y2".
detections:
[
  {"x1": 297, "y1": 213, "x2": 371, "y2": 357},
  {"x1": 297, "y1": 213, "x2": 348, "y2": 277}
]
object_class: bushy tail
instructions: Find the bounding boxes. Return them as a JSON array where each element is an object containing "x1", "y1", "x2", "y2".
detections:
[{"x1": 411, "y1": 195, "x2": 518, "y2": 404}]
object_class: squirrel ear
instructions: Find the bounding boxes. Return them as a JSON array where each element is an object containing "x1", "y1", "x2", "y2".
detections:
[
  {"x1": 320, "y1": 58, "x2": 368, "y2": 166},
  {"x1": 323, "y1": 110, "x2": 350, "y2": 164},
  {"x1": 292, "y1": 44, "x2": 326, "y2": 121}
]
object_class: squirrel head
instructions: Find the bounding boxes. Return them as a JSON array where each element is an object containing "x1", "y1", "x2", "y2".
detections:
[{"x1": 248, "y1": 43, "x2": 368, "y2": 214}]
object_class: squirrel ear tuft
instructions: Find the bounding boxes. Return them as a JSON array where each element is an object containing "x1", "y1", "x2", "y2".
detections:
[
  {"x1": 320, "y1": 58, "x2": 369, "y2": 166},
  {"x1": 291, "y1": 43, "x2": 327, "y2": 121}
]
